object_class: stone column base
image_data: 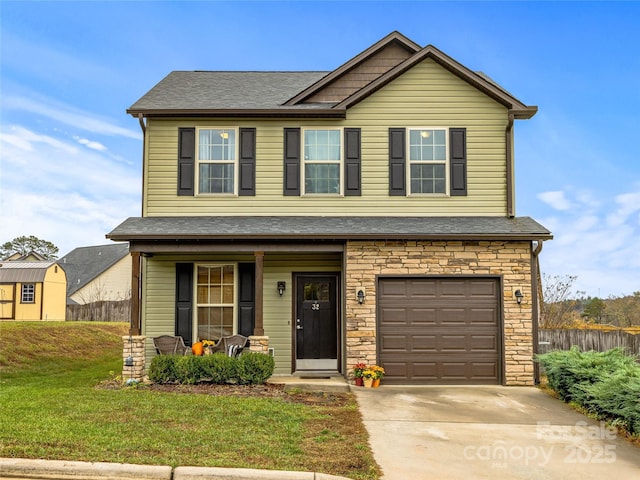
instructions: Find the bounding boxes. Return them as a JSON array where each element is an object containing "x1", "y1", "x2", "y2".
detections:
[
  {"x1": 248, "y1": 335, "x2": 269, "y2": 354},
  {"x1": 122, "y1": 335, "x2": 146, "y2": 382}
]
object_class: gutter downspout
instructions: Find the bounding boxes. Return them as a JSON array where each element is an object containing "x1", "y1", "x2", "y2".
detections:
[
  {"x1": 506, "y1": 112, "x2": 515, "y2": 218},
  {"x1": 137, "y1": 114, "x2": 147, "y2": 217},
  {"x1": 531, "y1": 239, "x2": 544, "y2": 384}
]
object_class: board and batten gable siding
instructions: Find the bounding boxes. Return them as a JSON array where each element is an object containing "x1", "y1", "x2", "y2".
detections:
[
  {"x1": 143, "y1": 58, "x2": 509, "y2": 217},
  {"x1": 140, "y1": 253, "x2": 341, "y2": 374}
]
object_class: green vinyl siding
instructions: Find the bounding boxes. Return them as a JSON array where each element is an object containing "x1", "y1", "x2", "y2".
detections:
[
  {"x1": 141, "y1": 254, "x2": 340, "y2": 374},
  {"x1": 143, "y1": 58, "x2": 509, "y2": 217}
]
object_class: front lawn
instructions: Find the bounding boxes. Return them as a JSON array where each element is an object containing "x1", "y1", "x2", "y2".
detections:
[{"x1": 0, "y1": 322, "x2": 379, "y2": 479}]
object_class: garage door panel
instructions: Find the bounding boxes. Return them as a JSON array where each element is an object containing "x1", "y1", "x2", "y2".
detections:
[
  {"x1": 470, "y1": 335, "x2": 498, "y2": 351},
  {"x1": 379, "y1": 307, "x2": 406, "y2": 324},
  {"x1": 379, "y1": 277, "x2": 501, "y2": 385},
  {"x1": 439, "y1": 279, "x2": 468, "y2": 297},
  {"x1": 469, "y1": 280, "x2": 497, "y2": 297},
  {"x1": 407, "y1": 279, "x2": 437, "y2": 297}
]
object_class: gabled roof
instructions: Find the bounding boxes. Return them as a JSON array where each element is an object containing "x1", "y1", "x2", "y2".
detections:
[
  {"x1": 283, "y1": 31, "x2": 421, "y2": 106},
  {"x1": 59, "y1": 244, "x2": 129, "y2": 296},
  {"x1": 127, "y1": 31, "x2": 536, "y2": 119},
  {"x1": 334, "y1": 44, "x2": 537, "y2": 119},
  {"x1": 0, "y1": 261, "x2": 56, "y2": 283}
]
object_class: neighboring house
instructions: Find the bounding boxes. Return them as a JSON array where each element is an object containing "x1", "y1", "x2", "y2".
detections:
[
  {"x1": 59, "y1": 244, "x2": 131, "y2": 305},
  {"x1": 0, "y1": 261, "x2": 67, "y2": 321},
  {"x1": 108, "y1": 31, "x2": 552, "y2": 385},
  {"x1": 4, "y1": 251, "x2": 47, "y2": 262}
]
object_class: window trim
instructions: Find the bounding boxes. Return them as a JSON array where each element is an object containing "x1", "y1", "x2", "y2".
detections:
[
  {"x1": 21, "y1": 284, "x2": 35, "y2": 304},
  {"x1": 301, "y1": 127, "x2": 344, "y2": 196},
  {"x1": 193, "y1": 263, "x2": 238, "y2": 342},
  {"x1": 407, "y1": 126, "x2": 450, "y2": 196},
  {"x1": 195, "y1": 127, "x2": 239, "y2": 196}
]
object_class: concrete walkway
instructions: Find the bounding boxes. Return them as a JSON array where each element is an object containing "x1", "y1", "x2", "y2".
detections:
[{"x1": 353, "y1": 385, "x2": 640, "y2": 480}]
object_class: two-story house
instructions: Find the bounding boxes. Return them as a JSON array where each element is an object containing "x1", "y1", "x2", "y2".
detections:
[{"x1": 108, "y1": 31, "x2": 552, "y2": 386}]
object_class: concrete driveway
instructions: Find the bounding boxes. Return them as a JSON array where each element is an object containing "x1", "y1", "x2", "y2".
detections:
[{"x1": 353, "y1": 386, "x2": 640, "y2": 480}]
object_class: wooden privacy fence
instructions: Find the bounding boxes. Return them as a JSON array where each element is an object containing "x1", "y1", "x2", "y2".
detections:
[
  {"x1": 66, "y1": 300, "x2": 130, "y2": 322},
  {"x1": 539, "y1": 329, "x2": 640, "y2": 356}
]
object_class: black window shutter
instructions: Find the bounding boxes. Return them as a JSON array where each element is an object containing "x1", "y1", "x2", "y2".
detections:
[
  {"x1": 237, "y1": 263, "x2": 255, "y2": 337},
  {"x1": 177, "y1": 128, "x2": 195, "y2": 196},
  {"x1": 239, "y1": 128, "x2": 256, "y2": 196},
  {"x1": 175, "y1": 263, "x2": 193, "y2": 345},
  {"x1": 450, "y1": 128, "x2": 467, "y2": 196},
  {"x1": 283, "y1": 128, "x2": 301, "y2": 196},
  {"x1": 344, "y1": 128, "x2": 361, "y2": 196},
  {"x1": 389, "y1": 128, "x2": 406, "y2": 196}
]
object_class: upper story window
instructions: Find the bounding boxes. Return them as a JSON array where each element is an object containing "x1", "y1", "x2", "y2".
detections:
[
  {"x1": 409, "y1": 128, "x2": 447, "y2": 194},
  {"x1": 197, "y1": 128, "x2": 237, "y2": 194},
  {"x1": 303, "y1": 129, "x2": 341, "y2": 194},
  {"x1": 21, "y1": 284, "x2": 35, "y2": 303}
]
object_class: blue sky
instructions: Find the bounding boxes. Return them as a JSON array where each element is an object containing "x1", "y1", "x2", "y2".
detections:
[{"x1": 1, "y1": 1, "x2": 638, "y2": 298}]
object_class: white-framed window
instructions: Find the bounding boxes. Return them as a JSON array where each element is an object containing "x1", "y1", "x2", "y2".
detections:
[
  {"x1": 195, "y1": 264, "x2": 236, "y2": 341},
  {"x1": 21, "y1": 284, "x2": 35, "y2": 303},
  {"x1": 303, "y1": 128, "x2": 342, "y2": 194},
  {"x1": 408, "y1": 128, "x2": 448, "y2": 194},
  {"x1": 196, "y1": 128, "x2": 237, "y2": 194}
]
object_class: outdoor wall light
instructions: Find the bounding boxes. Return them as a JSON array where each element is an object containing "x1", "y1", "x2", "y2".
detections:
[
  {"x1": 277, "y1": 281, "x2": 286, "y2": 296},
  {"x1": 514, "y1": 289, "x2": 524, "y2": 305},
  {"x1": 357, "y1": 288, "x2": 366, "y2": 304},
  {"x1": 124, "y1": 335, "x2": 134, "y2": 367}
]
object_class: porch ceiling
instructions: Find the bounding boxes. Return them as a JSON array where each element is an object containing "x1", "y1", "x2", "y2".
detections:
[{"x1": 106, "y1": 216, "x2": 552, "y2": 243}]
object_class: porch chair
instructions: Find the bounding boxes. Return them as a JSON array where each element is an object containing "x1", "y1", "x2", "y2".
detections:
[
  {"x1": 153, "y1": 335, "x2": 192, "y2": 355},
  {"x1": 212, "y1": 334, "x2": 248, "y2": 357}
]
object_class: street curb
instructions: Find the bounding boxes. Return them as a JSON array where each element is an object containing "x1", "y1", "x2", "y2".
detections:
[
  {"x1": 0, "y1": 458, "x2": 171, "y2": 479},
  {"x1": 0, "y1": 459, "x2": 351, "y2": 480}
]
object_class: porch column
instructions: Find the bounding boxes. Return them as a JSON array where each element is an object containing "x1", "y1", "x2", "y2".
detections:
[
  {"x1": 253, "y1": 251, "x2": 264, "y2": 336},
  {"x1": 130, "y1": 252, "x2": 141, "y2": 335}
]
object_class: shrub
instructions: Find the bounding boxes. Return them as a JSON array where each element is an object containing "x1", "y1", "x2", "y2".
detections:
[
  {"x1": 174, "y1": 355, "x2": 206, "y2": 384},
  {"x1": 537, "y1": 347, "x2": 634, "y2": 402},
  {"x1": 537, "y1": 347, "x2": 640, "y2": 435},
  {"x1": 148, "y1": 352, "x2": 274, "y2": 385},
  {"x1": 200, "y1": 353, "x2": 236, "y2": 383},
  {"x1": 148, "y1": 354, "x2": 179, "y2": 384},
  {"x1": 235, "y1": 352, "x2": 275, "y2": 385}
]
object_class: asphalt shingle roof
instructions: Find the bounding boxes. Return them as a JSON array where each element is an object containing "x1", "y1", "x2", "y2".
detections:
[
  {"x1": 128, "y1": 71, "x2": 331, "y2": 112},
  {"x1": 59, "y1": 244, "x2": 129, "y2": 296},
  {"x1": 107, "y1": 216, "x2": 552, "y2": 241}
]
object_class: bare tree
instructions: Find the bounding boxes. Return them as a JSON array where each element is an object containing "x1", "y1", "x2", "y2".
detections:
[{"x1": 539, "y1": 274, "x2": 582, "y2": 328}]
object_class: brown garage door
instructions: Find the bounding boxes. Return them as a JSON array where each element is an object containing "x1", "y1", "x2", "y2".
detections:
[{"x1": 378, "y1": 277, "x2": 501, "y2": 385}]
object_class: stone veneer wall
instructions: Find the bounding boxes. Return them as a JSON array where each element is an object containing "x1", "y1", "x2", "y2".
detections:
[{"x1": 345, "y1": 240, "x2": 534, "y2": 386}]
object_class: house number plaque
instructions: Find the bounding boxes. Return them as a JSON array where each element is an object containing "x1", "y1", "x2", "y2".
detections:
[{"x1": 311, "y1": 302, "x2": 320, "y2": 311}]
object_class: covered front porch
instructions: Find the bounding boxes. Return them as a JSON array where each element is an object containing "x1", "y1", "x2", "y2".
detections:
[{"x1": 119, "y1": 239, "x2": 346, "y2": 381}]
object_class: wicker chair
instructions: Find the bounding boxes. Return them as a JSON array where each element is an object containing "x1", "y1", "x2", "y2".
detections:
[
  {"x1": 153, "y1": 335, "x2": 192, "y2": 355},
  {"x1": 212, "y1": 334, "x2": 248, "y2": 357}
]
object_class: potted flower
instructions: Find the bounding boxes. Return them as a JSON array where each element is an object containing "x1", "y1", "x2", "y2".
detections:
[
  {"x1": 202, "y1": 339, "x2": 216, "y2": 355},
  {"x1": 352, "y1": 362, "x2": 367, "y2": 386},
  {"x1": 370, "y1": 365, "x2": 385, "y2": 387},
  {"x1": 362, "y1": 368, "x2": 376, "y2": 388}
]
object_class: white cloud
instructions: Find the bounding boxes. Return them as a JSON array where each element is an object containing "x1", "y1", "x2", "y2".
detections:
[
  {"x1": 3, "y1": 94, "x2": 141, "y2": 140},
  {"x1": 73, "y1": 136, "x2": 108, "y2": 151},
  {"x1": 537, "y1": 186, "x2": 640, "y2": 297},
  {"x1": 537, "y1": 190, "x2": 573, "y2": 211},
  {"x1": 0, "y1": 124, "x2": 141, "y2": 256}
]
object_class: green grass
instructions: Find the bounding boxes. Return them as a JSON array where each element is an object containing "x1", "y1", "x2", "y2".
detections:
[{"x1": 0, "y1": 322, "x2": 379, "y2": 479}]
